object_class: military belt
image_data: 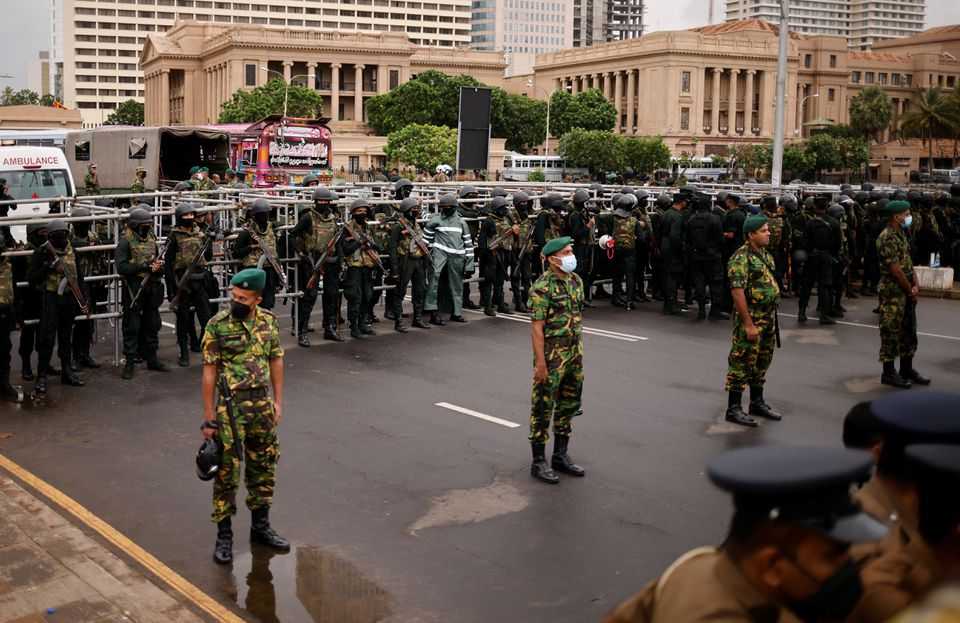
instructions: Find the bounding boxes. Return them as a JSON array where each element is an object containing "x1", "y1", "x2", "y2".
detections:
[{"x1": 234, "y1": 387, "x2": 269, "y2": 401}]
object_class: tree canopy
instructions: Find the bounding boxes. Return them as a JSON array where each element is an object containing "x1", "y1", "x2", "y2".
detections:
[
  {"x1": 899, "y1": 88, "x2": 960, "y2": 173},
  {"x1": 383, "y1": 124, "x2": 457, "y2": 172},
  {"x1": 849, "y1": 86, "x2": 893, "y2": 143},
  {"x1": 1, "y1": 88, "x2": 41, "y2": 106},
  {"x1": 549, "y1": 89, "x2": 617, "y2": 136},
  {"x1": 219, "y1": 78, "x2": 325, "y2": 123},
  {"x1": 622, "y1": 136, "x2": 671, "y2": 175},
  {"x1": 105, "y1": 99, "x2": 144, "y2": 126},
  {"x1": 558, "y1": 129, "x2": 625, "y2": 177}
]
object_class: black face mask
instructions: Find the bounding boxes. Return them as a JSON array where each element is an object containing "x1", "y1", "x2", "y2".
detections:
[
  {"x1": 230, "y1": 300, "x2": 252, "y2": 320},
  {"x1": 137, "y1": 225, "x2": 152, "y2": 238},
  {"x1": 785, "y1": 558, "x2": 863, "y2": 622},
  {"x1": 179, "y1": 217, "x2": 195, "y2": 228},
  {"x1": 253, "y1": 214, "x2": 269, "y2": 228},
  {"x1": 353, "y1": 213, "x2": 367, "y2": 224},
  {"x1": 317, "y1": 204, "x2": 331, "y2": 216},
  {"x1": 73, "y1": 224, "x2": 90, "y2": 238},
  {"x1": 495, "y1": 207, "x2": 508, "y2": 217},
  {"x1": 50, "y1": 232, "x2": 68, "y2": 250},
  {"x1": 442, "y1": 207, "x2": 456, "y2": 217},
  {"x1": 516, "y1": 204, "x2": 530, "y2": 216}
]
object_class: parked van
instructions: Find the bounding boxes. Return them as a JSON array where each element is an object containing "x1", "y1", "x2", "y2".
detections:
[{"x1": 0, "y1": 146, "x2": 76, "y2": 242}]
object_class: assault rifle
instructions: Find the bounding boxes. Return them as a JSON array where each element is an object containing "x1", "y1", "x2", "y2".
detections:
[
  {"x1": 397, "y1": 214, "x2": 430, "y2": 256},
  {"x1": 251, "y1": 228, "x2": 288, "y2": 287},
  {"x1": 305, "y1": 226, "x2": 345, "y2": 291},
  {"x1": 128, "y1": 239, "x2": 167, "y2": 309},
  {"x1": 344, "y1": 223, "x2": 387, "y2": 273},
  {"x1": 169, "y1": 229, "x2": 218, "y2": 313},
  {"x1": 512, "y1": 219, "x2": 536, "y2": 273},
  {"x1": 43, "y1": 241, "x2": 90, "y2": 317}
]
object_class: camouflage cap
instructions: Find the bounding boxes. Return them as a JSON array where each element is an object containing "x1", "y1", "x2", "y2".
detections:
[
  {"x1": 542, "y1": 236, "x2": 573, "y2": 257},
  {"x1": 231, "y1": 268, "x2": 266, "y2": 293}
]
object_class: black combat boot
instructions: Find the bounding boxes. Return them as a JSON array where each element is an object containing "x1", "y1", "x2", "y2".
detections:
[
  {"x1": 60, "y1": 368, "x2": 85, "y2": 387},
  {"x1": 515, "y1": 300, "x2": 529, "y2": 313},
  {"x1": 697, "y1": 303, "x2": 707, "y2": 320},
  {"x1": 34, "y1": 374, "x2": 48, "y2": 395},
  {"x1": 497, "y1": 301, "x2": 511, "y2": 314},
  {"x1": 429, "y1": 311, "x2": 446, "y2": 326},
  {"x1": 394, "y1": 319, "x2": 408, "y2": 333},
  {"x1": 449, "y1": 314, "x2": 467, "y2": 323},
  {"x1": 900, "y1": 357, "x2": 931, "y2": 385},
  {"x1": 463, "y1": 298, "x2": 480, "y2": 310},
  {"x1": 881, "y1": 360, "x2": 912, "y2": 389},
  {"x1": 349, "y1": 319, "x2": 364, "y2": 339},
  {"x1": 530, "y1": 443, "x2": 559, "y2": 484},
  {"x1": 178, "y1": 339, "x2": 190, "y2": 366},
  {"x1": 819, "y1": 312, "x2": 836, "y2": 325},
  {"x1": 121, "y1": 361, "x2": 135, "y2": 380},
  {"x1": 725, "y1": 390, "x2": 757, "y2": 427},
  {"x1": 748, "y1": 386, "x2": 782, "y2": 421},
  {"x1": 213, "y1": 518, "x2": 233, "y2": 565},
  {"x1": 483, "y1": 306, "x2": 497, "y2": 317},
  {"x1": 411, "y1": 314, "x2": 430, "y2": 329},
  {"x1": 324, "y1": 322, "x2": 345, "y2": 342},
  {"x1": 21, "y1": 357, "x2": 33, "y2": 382},
  {"x1": 77, "y1": 352, "x2": 100, "y2": 369},
  {"x1": 797, "y1": 302, "x2": 808, "y2": 323},
  {"x1": 250, "y1": 508, "x2": 290, "y2": 552},
  {"x1": 360, "y1": 322, "x2": 375, "y2": 335},
  {"x1": 551, "y1": 435, "x2": 585, "y2": 477},
  {"x1": 146, "y1": 356, "x2": 170, "y2": 372},
  {"x1": 297, "y1": 333, "x2": 311, "y2": 347},
  {"x1": 190, "y1": 333, "x2": 202, "y2": 353}
]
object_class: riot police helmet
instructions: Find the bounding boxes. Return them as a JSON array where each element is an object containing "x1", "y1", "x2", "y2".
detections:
[
  {"x1": 249, "y1": 198, "x2": 272, "y2": 215},
  {"x1": 438, "y1": 194, "x2": 459, "y2": 209},
  {"x1": 196, "y1": 438, "x2": 220, "y2": 481},
  {"x1": 489, "y1": 196, "x2": 508, "y2": 212},
  {"x1": 572, "y1": 189, "x2": 591, "y2": 205},
  {"x1": 827, "y1": 203, "x2": 845, "y2": 220},
  {"x1": 398, "y1": 197, "x2": 418, "y2": 213},
  {"x1": 860, "y1": 182, "x2": 875, "y2": 192},
  {"x1": 175, "y1": 202, "x2": 199, "y2": 218},
  {"x1": 656, "y1": 192, "x2": 672, "y2": 209},
  {"x1": 47, "y1": 219, "x2": 69, "y2": 234},
  {"x1": 313, "y1": 186, "x2": 337, "y2": 202},
  {"x1": 491, "y1": 187, "x2": 509, "y2": 198},
  {"x1": 128, "y1": 206, "x2": 152, "y2": 226},
  {"x1": 458, "y1": 185, "x2": 478, "y2": 199},
  {"x1": 70, "y1": 207, "x2": 91, "y2": 218}
]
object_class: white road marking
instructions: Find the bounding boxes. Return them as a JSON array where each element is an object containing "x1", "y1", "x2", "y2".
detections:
[
  {"x1": 434, "y1": 402, "x2": 521, "y2": 428},
  {"x1": 162, "y1": 322, "x2": 176, "y2": 329},
  {"x1": 777, "y1": 312, "x2": 960, "y2": 342},
  {"x1": 464, "y1": 309, "x2": 647, "y2": 342}
]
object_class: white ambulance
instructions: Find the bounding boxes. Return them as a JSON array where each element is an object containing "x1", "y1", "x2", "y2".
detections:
[{"x1": 0, "y1": 146, "x2": 76, "y2": 243}]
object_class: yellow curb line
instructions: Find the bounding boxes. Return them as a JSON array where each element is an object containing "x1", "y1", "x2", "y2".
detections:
[{"x1": 0, "y1": 453, "x2": 244, "y2": 623}]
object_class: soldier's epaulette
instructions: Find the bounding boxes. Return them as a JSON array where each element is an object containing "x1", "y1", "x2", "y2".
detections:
[
  {"x1": 257, "y1": 307, "x2": 277, "y2": 319},
  {"x1": 208, "y1": 309, "x2": 232, "y2": 325}
]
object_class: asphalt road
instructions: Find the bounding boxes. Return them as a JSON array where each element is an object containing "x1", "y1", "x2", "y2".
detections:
[{"x1": 1, "y1": 292, "x2": 958, "y2": 623}]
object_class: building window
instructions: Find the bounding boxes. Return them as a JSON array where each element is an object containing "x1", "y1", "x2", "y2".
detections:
[
  {"x1": 949, "y1": 76, "x2": 957, "y2": 88},
  {"x1": 891, "y1": 73, "x2": 901, "y2": 86},
  {"x1": 879, "y1": 72, "x2": 888, "y2": 85},
  {"x1": 389, "y1": 69, "x2": 399, "y2": 89},
  {"x1": 75, "y1": 140, "x2": 91, "y2": 161},
  {"x1": 829, "y1": 54, "x2": 837, "y2": 68},
  {"x1": 804, "y1": 54, "x2": 812, "y2": 68},
  {"x1": 828, "y1": 88, "x2": 835, "y2": 102},
  {"x1": 680, "y1": 71, "x2": 690, "y2": 94},
  {"x1": 851, "y1": 71, "x2": 861, "y2": 83},
  {"x1": 680, "y1": 107, "x2": 689, "y2": 130},
  {"x1": 865, "y1": 72, "x2": 874, "y2": 84},
  {"x1": 904, "y1": 74, "x2": 912, "y2": 87},
  {"x1": 245, "y1": 63, "x2": 257, "y2": 87},
  {"x1": 348, "y1": 155, "x2": 360, "y2": 173}
]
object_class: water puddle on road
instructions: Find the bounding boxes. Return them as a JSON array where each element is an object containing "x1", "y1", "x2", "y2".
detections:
[{"x1": 225, "y1": 544, "x2": 394, "y2": 623}]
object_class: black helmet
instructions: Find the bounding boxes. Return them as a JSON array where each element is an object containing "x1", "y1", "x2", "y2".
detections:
[
  {"x1": 633, "y1": 190, "x2": 649, "y2": 202},
  {"x1": 513, "y1": 191, "x2": 531, "y2": 208},
  {"x1": 572, "y1": 189, "x2": 591, "y2": 205},
  {"x1": 614, "y1": 194, "x2": 636, "y2": 211},
  {"x1": 780, "y1": 194, "x2": 797, "y2": 211},
  {"x1": 301, "y1": 174, "x2": 319, "y2": 186},
  {"x1": 491, "y1": 187, "x2": 508, "y2": 198},
  {"x1": 868, "y1": 190, "x2": 883, "y2": 202},
  {"x1": 589, "y1": 183, "x2": 604, "y2": 198},
  {"x1": 619, "y1": 186, "x2": 634, "y2": 195},
  {"x1": 313, "y1": 186, "x2": 337, "y2": 202},
  {"x1": 175, "y1": 202, "x2": 199, "y2": 218},
  {"x1": 792, "y1": 249, "x2": 808, "y2": 264},
  {"x1": 195, "y1": 438, "x2": 220, "y2": 481},
  {"x1": 395, "y1": 178, "x2": 413, "y2": 191},
  {"x1": 760, "y1": 195, "x2": 777, "y2": 210},
  {"x1": 350, "y1": 198, "x2": 371, "y2": 213},
  {"x1": 854, "y1": 191, "x2": 869, "y2": 204},
  {"x1": 438, "y1": 194, "x2": 458, "y2": 208},
  {"x1": 877, "y1": 198, "x2": 889, "y2": 212},
  {"x1": 249, "y1": 198, "x2": 272, "y2": 215},
  {"x1": 47, "y1": 219, "x2": 68, "y2": 234},
  {"x1": 458, "y1": 185, "x2": 478, "y2": 198},
  {"x1": 172, "y1": 181, "x2": 193, "y2": 192},
  {"x1": 542, "y1": 192, "x2": 564, "y2": 210},
  {"x1": 804, "y1": 196, "x2": 816, "y2": 210},
  {"x1": 906, "y1": 189, "x2": 921, "y2": 203},
  {"x1": 489, "y1": 196, "x2": 508, "y2": 212},
  {"x1": 840, "y1": 183, "x2": 852, "y2": 193},
  {"x1": 94, "y1": 197, "x2": 114, "y2": 208},
  {"x1": 128, "y1": 207, "x2": 152, "y2": 226},
  {"x1": 70, "y1": 206, "x2": 91, "y2": 218},
  {"x1": 27, "y1": 222, "x2": 48, "y2": 236},
  {"x1": 398, "y1": 197, "x2": 418, "y2": 213},
  {"x1": 716, "y1": 190, "x2": 729, "y2": 204},
  {"x1": 827, "y1": 203, "x2": 845, "y2": 220},
  {"x1": 860, "y1": 182, "x2": 875, "y2": 192},
  {"x1": 656, "y1": 192, "x2": 672, "y2": 209}
]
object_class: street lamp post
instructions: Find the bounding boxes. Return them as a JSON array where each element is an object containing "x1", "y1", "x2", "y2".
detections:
[
  {"x1": 527, "y1": 79, "x2": 571, "y2": 157},
  {"x1": 796, "y1": 92, "x2": 820, "y2": 137},
  {"x1": 771, "y1": 0, "x2": 790, "y2": 188},
  {"x1": 261, "y1": 67, "x2": 310, "y2": 118}
]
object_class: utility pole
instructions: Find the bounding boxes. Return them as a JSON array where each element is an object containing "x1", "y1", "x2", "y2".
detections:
[
  {"x1": 708, "y1": 0, "x2": 714, "y2": 25},
  {"x1": 771, "y1": 0, "x2": 790, "y2": 187}
]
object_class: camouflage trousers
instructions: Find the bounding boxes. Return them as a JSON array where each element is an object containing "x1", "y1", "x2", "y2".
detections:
[
  {"x1": 212, "y1": 396, "x2": 279, "y2": 524},
  {"x1": 725, "y1": 305, "x2": 777, "y2": 392},
  {"x1": 530, "y1": 338, "x2": 583, "y2": 444},
  {"x1": 878, "y1": 284, "x2": 917, "y2": 363}
]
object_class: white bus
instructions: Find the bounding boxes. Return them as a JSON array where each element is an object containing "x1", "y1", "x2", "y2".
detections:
[
  {"x1": 501, "y1": 152, "x2": 589, "y2": 182},
  {"x1": 0, "y1": 129, "x2": 70, "y2": 149},
  {"x1": 0, "y1": 146, "x2": 76, "y2": 243}
]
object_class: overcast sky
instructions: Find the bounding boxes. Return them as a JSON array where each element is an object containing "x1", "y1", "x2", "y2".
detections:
[{"x1": 1, "y1": 0, "x2": 959, "y2": 90}]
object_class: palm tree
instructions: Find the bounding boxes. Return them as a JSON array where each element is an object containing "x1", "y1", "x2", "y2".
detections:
[{"x1": 899, "y1": 88, "x2": 960, "y2": 173}]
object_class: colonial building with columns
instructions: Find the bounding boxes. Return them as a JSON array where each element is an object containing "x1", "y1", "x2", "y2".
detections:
[
  {"x1": 141, "y1": 22, "x2": 508, "y2": 128},
  {"x1": 519, "y1": 19, "x2": 959, "y2": 171}
]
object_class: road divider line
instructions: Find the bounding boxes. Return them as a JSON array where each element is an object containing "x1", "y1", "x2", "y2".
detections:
[
  {"x1": 467, "y1": 309, "x2": 645, "y2": 342},
  {"x1": 778, "y1": 312, "x2": 960, "y2": 341},
  {"x1": 0, "y1": 453, "x2": 246, "y2": 623},
  {"x1": 434, "y1": 402, "x2": 521, "y2": 428}
]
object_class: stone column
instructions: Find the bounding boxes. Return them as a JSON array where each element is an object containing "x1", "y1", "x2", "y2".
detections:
[
  {"x1": 711, "y1": 68, "x2": 722, "y2": 134},
  {"x1": 159, "y1": 69, "x2": 170, "y2": 125},
  {"x1": 614, "y1": 71, "x2": 623, "y2": 133},
  {"x1": 552, "y1": 77, "x2": 562, "y2": 93},
  {"x1": 330, "y1": 63, "x2": 341, "y2": 122},
  {"x1": 377, "y1": 65, "x2": 388, "y2": 94},
  {"x1": 761, "y1": 71, "x2": 775, "y2": 135},
  {"x1": 604, "y1": 72, "x2": 613, "y2": 100},
  {"x1": 744, "y1": 70, "x2": 755, "y2": 134},
  {"x1": 571, "y1": 76, "x2": 580, "y2": 94},
  {"x1": 283, "y1": 60, "x2": 293, "y2": 83},
  {"x1": 729, "y1": 69, "x2": 739, "y2": 134},
  {"x1": 626, "y1": 69, "x2": 636, "y2": 134},
  {"x1": 354, "y1": 64, "x2": 365, "y2": 123},
  {"x1": 595, "y1": 73, "x2": 603, "y2": 93},
  {"x1": 307, "y1": 62, "x2": 317, "y2": 90}
]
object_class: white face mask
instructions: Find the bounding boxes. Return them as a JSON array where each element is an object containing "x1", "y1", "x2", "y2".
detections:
[
  {"x1": 901, "y1": 215, "x2": 913, "y2": 229},
  {"x1": 558, "y1": 254, "x2": 577, "y2": 274}
]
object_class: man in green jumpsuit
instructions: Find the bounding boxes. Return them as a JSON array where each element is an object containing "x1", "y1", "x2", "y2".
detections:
[
  {"x1": 876, "y1": 200, "x2": 930, "y2": 389},
  {"x1": 202, "y1": 268, "x2": 289, "y2": 564},
  {"x1": 724, "y1": 215, "x2": 782, "y2": 428},
  {"x1": 528, "y1": 236, "x2": 585, "y2": 484}
]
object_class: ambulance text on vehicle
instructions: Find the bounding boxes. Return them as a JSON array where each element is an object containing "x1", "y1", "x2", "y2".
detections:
[{"x1": 0, "y1": 146, "x2": 76, "y2": 242}]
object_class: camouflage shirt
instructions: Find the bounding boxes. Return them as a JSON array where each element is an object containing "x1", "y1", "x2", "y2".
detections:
[
  {"x1": 528, "y1": 269, "x2": 583, "y2": 340},
  {"x1": 878, "y1": 225, "x2": 913, "y2": 282},
  {"x1": 83, "y1": 173, "x2": 100, "y2": 195},
  {"x1": 727, "y1": 244, "x2": 780, "y2": 307},
  {"x1": 202, "y1": 307, "x2": 283, "y2": 392},
  {"x1": 131, "y1": 178, "x2": 145, "y2": 194}
]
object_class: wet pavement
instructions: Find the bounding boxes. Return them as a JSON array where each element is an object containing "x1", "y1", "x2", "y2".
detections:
[{"x1": 1, "y1": 294, "x2": 958, "y2": 622}]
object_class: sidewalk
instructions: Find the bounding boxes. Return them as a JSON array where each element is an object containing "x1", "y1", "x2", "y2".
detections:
[{"x1": 0, "y1": 474, "x2": 207, "y2": 623}]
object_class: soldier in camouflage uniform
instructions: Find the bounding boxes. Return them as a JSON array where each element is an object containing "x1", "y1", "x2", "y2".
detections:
[
  {"x1": 69, "y1": 207, "x2": 104, "y2": 371},
  {"x1": 341, "y1": 199, "x2": 381, "y2": 339},
  {"x1": 876, "y1": 200, "x2": 930, "y2": 389},
  {"x1": 164, "y1": 202, "x2": 214, "y2": 367},
  {"x1": 291, "y1": 187, "x2": 343, "y2": 345},
  {"x1": 233, "y1": 199, "x2": 280, "y2": 310},
  {"x1": 130, "y1": 166, "x2": 147, "y2": 194},
  {"x1": 528, "y1": 236, "x2": 585, "y2": 485},
  {"x1": 511, "y1": 191, "x2": 535, "y2": 312},
  {"x1": 388, "y1": 197, "x2": 431, "y2": 332},
  {"x1": 83, "y1": 164, "x2": 100, "y2": 195},
  {"x1": 477, "y1": 196, "x2": 517, "y2": 317},
  {"x1": 610, "y1": 193, "x2": 640, "y2": 310},
  {"x1": 116, "y1": 206, "x2": 170, "y2": 380},
  {"x1": 724, "y1": 215, "x2": 782, "y2": 428},
  {"x1": 196, "y1": 166, "x2": 217, "y2": 192},
  {"x1": 761, "y1": 195, "x2": 790, "y2": 297},
  {"x1": 533, "y1": 193, "x2": 567, "y2": 275},
  {"x1": 201, "y1": 268, "x2": 289, "y2": 565},
  {"x1": 0, "y1": 229, "x2": 19, "y2": 401}
]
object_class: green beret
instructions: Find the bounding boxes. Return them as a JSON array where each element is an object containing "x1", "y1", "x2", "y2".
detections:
[
  {"x1": 199, "y1": 166, "x2": 209, "y2": 173},
  {"x1": 225, "y1": 168, "x2": 235, "y2": 175},
  {"x1": 231, "y1": 268, "x2": 266, "y2": 292},
  {"x1": 881, "y1": 200, "x2": 910, "y2": 215},
  {"x1": 742, "y1": 214, "x2": 768, "y2": 235},
  {"x1": 542, "y1": 236, "x2": 573, "y2": 257},
  {"x1": 189, "y1": 166, "x2": 200, "y2": 176}
]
